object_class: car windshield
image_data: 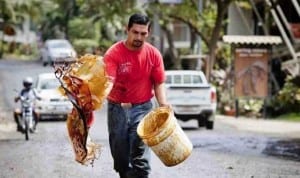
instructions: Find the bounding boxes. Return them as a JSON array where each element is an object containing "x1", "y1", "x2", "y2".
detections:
[
  {"x1": 39, "y1": 78, "x2": 60, "y2": 90},
  {"x1": 48, "y1": 41, "x2": 70, "y2": 49}
]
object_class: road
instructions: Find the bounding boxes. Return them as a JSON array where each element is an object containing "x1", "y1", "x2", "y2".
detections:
[{"x1": 1, "y1": 59, "x2": 300, "y2": 178}]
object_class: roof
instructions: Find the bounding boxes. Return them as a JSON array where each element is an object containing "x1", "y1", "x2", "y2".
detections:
[
  {"x1": 37, "y1": 73, "x2": 57, "y2": 79},
  {"x1": 223, "y1": 35, "x2": 283, "y2": 45}
]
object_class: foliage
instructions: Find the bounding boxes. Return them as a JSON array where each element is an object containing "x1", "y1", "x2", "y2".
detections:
[
  {"x1": 145, "y1": 0, "x2": 236, "y2": 78},
  {"x1": 98, "y1": 39, "x2": 114, "y2": 52},
  {"x1": 270, "y1": 76, "x2": 300, "y2": 114},
  {"x1": 238, "y1": 99, "x2": 264, "y2": 118},
  {"x1": 77, "y1": 0, "x2": 139, "y2": 41},
  {"x1": 215, "y1": 43, "x2": 231, "y2": 70},
  {"x1": 218, "y1": 86, "x2": 234, "y2": 113},
  {"x1": 1, "y1": 41, "x2": 40, "y2": 60},
  {"x1": 276, "y1": 113, "x2": 300, "y2": 122},
  {"x1": 73, "y1": 39, "x2": 98, "y2": 56},
  {"x1": 68, "y1": 18, "x2": 96, "y2": 39}
]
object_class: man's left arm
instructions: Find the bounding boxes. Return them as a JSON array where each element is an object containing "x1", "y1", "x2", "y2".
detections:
[{"x1": 154, "y1": 82, "x2": 169, "y2": 107}]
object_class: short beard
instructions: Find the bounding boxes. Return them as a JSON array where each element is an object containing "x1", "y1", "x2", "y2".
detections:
[{"x1": 132, "y1": 40, "x2": 143, "y2": 48}]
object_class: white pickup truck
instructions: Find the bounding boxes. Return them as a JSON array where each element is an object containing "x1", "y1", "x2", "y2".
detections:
[{"x1": 164, "y1": 70, "x2": 217, "y2": 129}]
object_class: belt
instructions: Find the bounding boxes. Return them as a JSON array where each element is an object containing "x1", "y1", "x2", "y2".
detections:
[{"x1": 108, "y1": 99, "x2": 150, "y2": 108}]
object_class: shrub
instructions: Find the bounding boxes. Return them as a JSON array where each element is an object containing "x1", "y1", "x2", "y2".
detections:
[
  {"x1": 273, "y1": 76, "x2": 300, "y2": 113},
  {"x1": 73, "y1": 39, "x2": 98, "y2": 56},
  {"x1": 68, "y1": 18, "x2": 96, "y2": 39}
]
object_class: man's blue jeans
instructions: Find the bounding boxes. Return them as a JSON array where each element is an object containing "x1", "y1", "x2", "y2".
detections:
[{"x1": 107, "y1": 101, "x2": 153, "y2": 178}]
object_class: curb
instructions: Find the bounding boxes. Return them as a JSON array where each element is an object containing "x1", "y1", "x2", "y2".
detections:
[{"x1": 216, "y1": 115, "x2": 300, "y2": 137}]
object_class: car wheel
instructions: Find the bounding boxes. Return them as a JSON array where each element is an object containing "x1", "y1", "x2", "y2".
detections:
[
  {"x1": 64, "y1": 115, "x2": 68, "y2": 121},
  {"x1": 197, "y1": 119, "x2": 205, "y2": 127},
  {"x1": 205, "y1": 120, "x2": 214, "y2": 130}
]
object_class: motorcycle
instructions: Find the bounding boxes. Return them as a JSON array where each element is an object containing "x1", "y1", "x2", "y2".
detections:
[{"x1": 14, "y1": 95, "x2": 37, "y2": 140}]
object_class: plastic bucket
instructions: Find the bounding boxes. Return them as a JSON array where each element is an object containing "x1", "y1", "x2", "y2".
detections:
[{"x1": 137, "y1": 107, "x2": 193, "y2": 167}]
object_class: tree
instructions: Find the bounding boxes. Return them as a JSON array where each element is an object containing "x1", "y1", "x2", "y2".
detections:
[
  {"x1": 0, "y1": 0, "x2": 15, "y2": 58},
  {"x1": 146, "y1": 0, "x2": 235, "y2": 80},
  {"x1": 0, "y1": 0, "x2": 44, "y2": 57},
  {"x1": 77, "y1": 0, "x2": 138, "y2": 46}
]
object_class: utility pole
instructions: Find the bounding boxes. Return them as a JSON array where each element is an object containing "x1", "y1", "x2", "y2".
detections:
[
  {"x1": 152, "y1": 13, "x2": 162, "y2": 51},
  {"x1": 196, "y1": 0, "x2": 203, "y2": 70},
  {"x1": 0, "y1": 0, "x2": 5, "y2": 59}
]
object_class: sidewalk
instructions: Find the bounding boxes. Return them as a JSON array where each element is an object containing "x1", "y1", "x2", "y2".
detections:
[
  {"x1": 0, "y1": 81, "x2": 15, "y2": 138},
  {"x1": 217, "y1": 115, "x2": 300, "y2": 138}
]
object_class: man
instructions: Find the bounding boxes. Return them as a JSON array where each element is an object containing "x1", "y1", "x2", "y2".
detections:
[
  {"x1": 14, "y1": 77, "x2": 40, "y2": 133},
  {"x1": 103, "y1": 13, "x2": 169, "y2": 178}
]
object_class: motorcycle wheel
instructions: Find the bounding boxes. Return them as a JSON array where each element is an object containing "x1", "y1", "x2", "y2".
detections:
[
  {"x1": 15, "y1": 114, "x2": 23, "y2": 132},
  {"x1": 24, "y1": 117, "x2": 29, "y2": 141}
]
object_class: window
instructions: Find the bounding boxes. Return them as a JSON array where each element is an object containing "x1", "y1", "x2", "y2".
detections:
[
  {"x1": 166, "y1": 75, "x2": 172, "y2": 84},
  {"x1": 173, "y1": 22, "x2": 190, "y2": 42},
  {"x1": 173, "y1": 75, "x2": 181, "y2": 84},
  {"x1": 183, "y1": 75, "x2": 191, "y2": 84},
  {"x1": 40, "y1": 79, "x2": 60, "y2": 89},
  {"x1": 166, "y1": 73, "x2": 203, "y2": 84},
  {"x1": 192, "y1": 75, "x2": 202, "y2": 84},
  {"x1": 49, "y1": 42, "x2": 70, "y2": 49}
]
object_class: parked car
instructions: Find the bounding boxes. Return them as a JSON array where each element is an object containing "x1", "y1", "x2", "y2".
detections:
[
  {"x1": 40, "y1": 39, "x2": 77, "y2": 66},
  {"x1": 165, "y1": 70, "x2": 217, "y2": 129},
  {"x1": 34, "y1": 73, "x2": 73, "y2": 120}
]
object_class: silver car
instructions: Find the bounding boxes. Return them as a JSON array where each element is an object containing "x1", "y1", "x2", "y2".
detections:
[
  {"x1": 40, "y1": 39, "x2": 77, "y2": 66},
  {"x1": 34, "y1": 73, "x2": 73, "y2": 120}
]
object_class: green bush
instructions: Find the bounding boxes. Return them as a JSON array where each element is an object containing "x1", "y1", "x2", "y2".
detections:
[
  {"x1": 98, "y1": 39, "x2": 114, "y2": 52},
  {"x1": 72, "y1": 39, "x2": 98, "y2": 56},
  {"x1": 238, "y1": 99, "x2": 264, "y2": 118},
  {"x1": 69, "y1": 18, "x2": 96, "y2": 39},
  {"x1": 274, "y1": 76, "x2": 300, "y2": 112}
]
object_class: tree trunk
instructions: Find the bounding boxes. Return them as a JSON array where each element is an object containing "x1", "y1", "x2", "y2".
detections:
[
  {"x1": 206, "y1": 0, "x2": 231, "y2": 81},
  {"x1": 0, "y1": 0, "x2": 5, "y2": 59},
  {"x1": 190, "y1": 28, "x2": 197, "y2": 53},
  {"x1": 162, "y1": 23, "x2": 179, "y2": 69}
]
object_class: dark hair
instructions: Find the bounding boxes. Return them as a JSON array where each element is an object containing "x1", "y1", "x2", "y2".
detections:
[{"x1": 128, "y1": 13, "x2": 151, "y2": 31}]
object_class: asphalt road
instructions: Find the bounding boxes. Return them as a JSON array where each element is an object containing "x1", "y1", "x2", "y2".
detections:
[{"x1": 1, "y1": 59, "x2": 300, "y2": 178}]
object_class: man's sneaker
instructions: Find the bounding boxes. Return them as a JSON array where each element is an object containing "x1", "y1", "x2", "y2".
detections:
[
  {"x1": 17, "y1": 126, "x2": 22, "y2": 132},
  {"x1": 30, "y1": 128, "x2": 38, "y2": 133},
  {"x1": 17, "y1": 125, "x2": 25, "y2": 133}
]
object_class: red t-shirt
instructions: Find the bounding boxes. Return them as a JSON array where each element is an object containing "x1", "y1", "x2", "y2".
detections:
[{"x1": 104, "y1": 41, "x2": 165, "y2": 103}]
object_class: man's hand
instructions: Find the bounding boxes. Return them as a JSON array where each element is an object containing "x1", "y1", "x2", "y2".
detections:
[
  {"x1": 159, "y1": 103, "x2": 171, "y2": 108},
  {"x1": 14, "y1": 97, "x2": 20, "y2": 103}
]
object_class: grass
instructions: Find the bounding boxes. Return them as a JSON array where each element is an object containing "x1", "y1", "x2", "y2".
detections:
[
  {"x1": 275, "y1": 113, "x2": 300, "y2": 122},
  {"x1": 3, "y1": 53, "x2": 38, "y2": 60}
]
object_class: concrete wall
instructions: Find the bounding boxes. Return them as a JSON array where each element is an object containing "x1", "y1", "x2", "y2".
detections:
[{"x1": 227, "y1": 3, "x2": 254, "y2": 35}]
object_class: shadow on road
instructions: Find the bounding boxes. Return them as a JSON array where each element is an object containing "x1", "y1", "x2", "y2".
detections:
[
  {"x1": 39, "y1": 118, "x2": 66, "y2": 122},
  {"x1": 263, "y1": 139, "x2": 300, "y2": 161}
]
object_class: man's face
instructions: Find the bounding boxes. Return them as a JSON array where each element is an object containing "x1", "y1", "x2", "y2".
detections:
[{"x1": 126, "y1": 23, "x2": 149, "y2": 49}]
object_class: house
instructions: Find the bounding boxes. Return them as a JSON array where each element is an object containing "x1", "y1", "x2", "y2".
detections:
[
  {"x1": 226, "y1": 0, "x2": 300, "y2": 77},
  {"x1": 0, "y1": 18, "x2": 37, "y2": 45}
]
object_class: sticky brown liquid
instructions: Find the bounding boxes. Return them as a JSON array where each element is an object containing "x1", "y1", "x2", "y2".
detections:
[{"x1": 54, "y1": 54, "x2": 112, "y2": 166}]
